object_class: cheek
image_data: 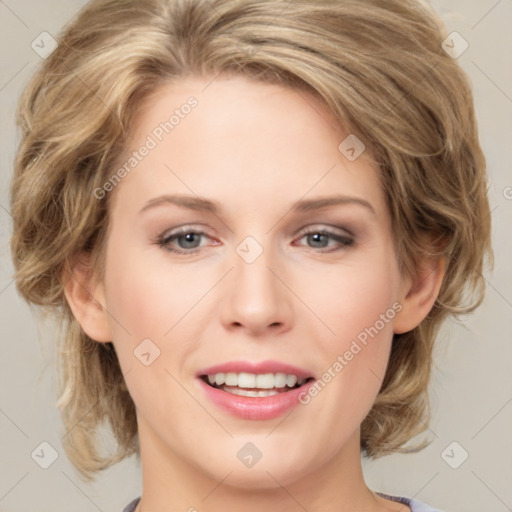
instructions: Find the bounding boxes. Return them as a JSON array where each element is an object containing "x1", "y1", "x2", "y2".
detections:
[
  {"x1": 103, "y1": 248, "x2": 205, "y2": 343},
  {"x1": 303, "y1": 255, "x2": 399, "y2": 411},
  {"x1": 101, "y1": 249, "x2": 212, "y2": 414},
  {"x1": 101, "y1": 256, "x2": 207, "y2": 428},
  {"x1": 308, "y1": 254, "x2": 399, "y2": 350}
]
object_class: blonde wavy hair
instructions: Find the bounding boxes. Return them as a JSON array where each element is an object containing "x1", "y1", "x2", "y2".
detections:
[{"x1": 10, "y1": 0, "x2": 493, "y2": 481}]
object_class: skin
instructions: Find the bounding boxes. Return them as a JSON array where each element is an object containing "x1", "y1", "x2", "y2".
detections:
[{"x1": 65, "y1": 75, "x2": 445, "y2": 512}]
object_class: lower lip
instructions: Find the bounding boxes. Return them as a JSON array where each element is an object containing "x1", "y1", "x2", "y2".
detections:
[{"x1": 197, "y1": 378, "x2": 315, "y2": 420}]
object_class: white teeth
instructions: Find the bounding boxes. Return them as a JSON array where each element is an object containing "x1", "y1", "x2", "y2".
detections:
[
  {"x1": 225, "y1": 372, "x2": 238, "y2": 386},
  {"x1": 286, "y1": 374, "x2": 298, "y2": 387},
  {"x1": 226, "y1": 388, "x2": 280, "y2": 397},
  {"x1": 274, "y1": 372, "x2": 287, "y2": 387},
  {"x1": 238, "y1": 372, "x2": 256, "y2": 388},
  {"x1": 256, "y1": 373, "x2": 275, "y2": 389},
  {"x1": 205, "y1": 372, "x2": 308, "y2": 389},
  {"x1": 258, "y1": 390, "x2": 278, "y2": 397}
]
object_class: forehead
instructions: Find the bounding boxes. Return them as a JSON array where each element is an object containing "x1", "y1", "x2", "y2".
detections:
[{"x1": 110, "y1": 74, "x2": 387, "y2": 221}]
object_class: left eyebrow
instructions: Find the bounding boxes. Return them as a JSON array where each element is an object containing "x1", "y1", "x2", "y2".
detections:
[
  {"x1": 291, "y1": 195, "x2": 376, "y2": 216},
  {"x1": 138, "y1": 193, "x2": 376, "y2": 216}
]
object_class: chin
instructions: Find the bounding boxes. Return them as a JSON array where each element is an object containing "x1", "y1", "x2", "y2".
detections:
[{"x1": 203, "y1": 456, "x2": 313, "y2": 490}]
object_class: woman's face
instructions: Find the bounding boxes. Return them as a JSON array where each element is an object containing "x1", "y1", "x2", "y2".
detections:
[{"x1": 97, "y1": 75, "x2": 407, "y2": 488}]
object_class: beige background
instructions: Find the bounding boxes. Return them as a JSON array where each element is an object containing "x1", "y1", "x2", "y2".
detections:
[{"x1": 0, "y1": 1, "x2": 511, "y2": 511}]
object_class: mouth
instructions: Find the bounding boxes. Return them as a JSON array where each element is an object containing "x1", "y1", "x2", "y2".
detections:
[
  {"x1": 199, "y1": 372, "x2": 315, "y2": 397},
  {"x1": 196, "y1": 360, "x2": 316, "y2": 420}
]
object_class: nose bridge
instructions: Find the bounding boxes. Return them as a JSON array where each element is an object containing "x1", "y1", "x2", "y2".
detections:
[{"x1": 220, "y1": 233, "x2": 292, "y2": 333}]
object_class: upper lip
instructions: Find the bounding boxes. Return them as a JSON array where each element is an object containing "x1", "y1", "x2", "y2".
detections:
[{"x1": 196, "y1": 360, "x2": 315, "y2": 380}]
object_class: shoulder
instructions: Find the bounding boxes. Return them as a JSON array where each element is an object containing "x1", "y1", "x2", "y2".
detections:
[
  {"x1": 376, "y1": 491, "x2": 445, "y2": 512},
  {"x1": 122, "y1": 497, "x2": 141, "y2": 512},
  {"x1": 122, "y1": 494, "x2": 445, "y2": 512}
]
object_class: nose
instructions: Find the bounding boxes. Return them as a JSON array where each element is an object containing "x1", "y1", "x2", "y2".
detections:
[{"x1": 219, "y1": 242, "x2": 293, "y2": 337}]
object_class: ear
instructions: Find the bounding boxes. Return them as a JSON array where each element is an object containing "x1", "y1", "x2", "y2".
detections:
[
  {"x1": 62, "y1": 253, "x2": 112, "y2": 343},
  {"x1": 393, "y1": 254, "x2": 446, "y2": 335}
]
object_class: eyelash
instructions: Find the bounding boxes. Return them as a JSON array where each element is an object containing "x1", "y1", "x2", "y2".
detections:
[{"x1": 156, "y1": 226, "x2": 354, "y2": 255}]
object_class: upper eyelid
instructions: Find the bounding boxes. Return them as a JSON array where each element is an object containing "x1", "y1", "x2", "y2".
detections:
[
  {"x1": 160, "y1": 223, "x2": 353, "y2": 236},
  {"x1": 295, "y1": 224, "x2": 354, "y2": 237}
]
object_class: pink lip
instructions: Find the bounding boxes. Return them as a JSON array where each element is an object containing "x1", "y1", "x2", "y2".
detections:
[
  {"x1": 196, "y1": 360, "x2": 314, "y2": 380},
  {"x1": 197, "y1": 377, "x2": 315, "y2": 421},
  {"x1": 195, "y1": 360, "x2": 316, "y2": 421}
]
